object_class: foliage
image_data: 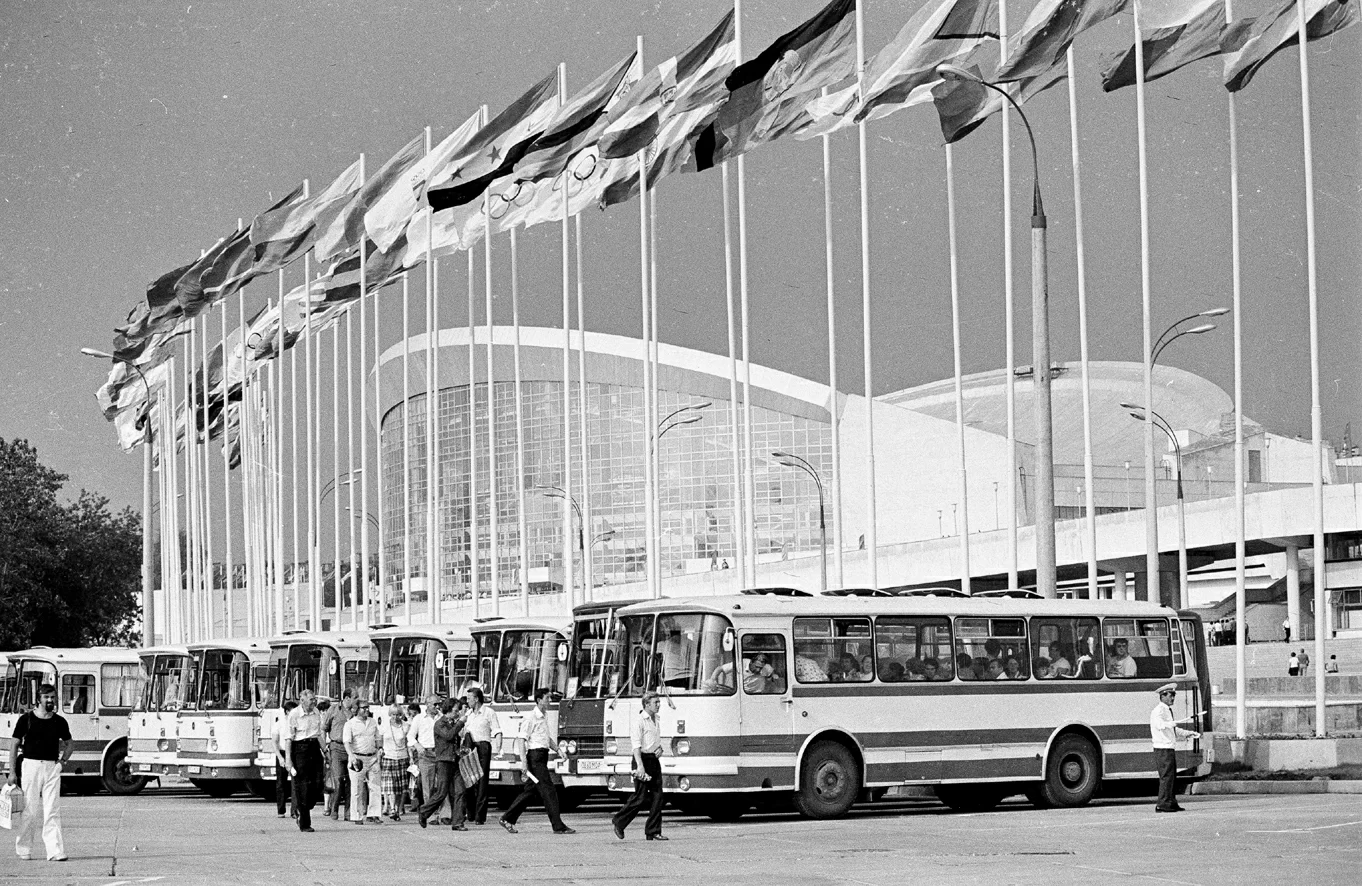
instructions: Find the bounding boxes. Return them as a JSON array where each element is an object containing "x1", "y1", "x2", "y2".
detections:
[{"x1": 0, "y1": 438, "x2": 142, "y2": 649}]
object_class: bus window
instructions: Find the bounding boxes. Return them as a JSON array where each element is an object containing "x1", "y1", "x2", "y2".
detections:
[
  {"x1": 495, "y1": 631, "x2": 564, "y2": 703},
  {"x1": 1102, "y1": 618, "x2": 1174, "y2": 679},
  {"x1": 1029, "y1": 617, "x2": 1102, "y2": 680},
  {"x1": 63, "y1": 674, "x2": 96, "y2": 714},
  {"x1": 735, "y1": 634, "x2": 787, "y2": 694},
  {"x1": 0, "y1": 663, "x2": 15, "y2": 714},
  {"x1": 474, "y1": 633, "x2": 501, "y2": 697},
  {"x1": 101, "y1": 664, "x2": 140, "y2": 708},
  {"x1": 253, "y1": 663, "x2": 279, "y2": 709},
  {"x1": 652, "y1": 614, "x2": 734, "y2": 695},
  {"x1": 569, "y1": 615, "x2": 625, "y2": 699},
  {"x1": 955, "y1": 618, "x2": 1030, "y2": 681},
  {"x1": 449, "y1": 654, "x2": 477, "y2": 699},
  {"x1": 13, "y1": 662, "x2": 57, "y2": 712},
  {"x1": 1175, "y1": 619, "x2": 1199, "y2": 679},
  {"x1": 793, "y1": 618, "x2": 873, "y2": 683},
  {"x1": 345, "y1": 650, "x2": 379, "y2": 703},
  {"x1": 874, "y1": 617, "x2": 952, "y2": 682}
]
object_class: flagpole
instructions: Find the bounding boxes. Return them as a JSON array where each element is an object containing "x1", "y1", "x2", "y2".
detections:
[
  {"x1": 291, "y1": 310, "x2": 301, "y2": 629},
  {"x1": 649, "y1": 188, "x2": 662, "y2": 598},
  {"x1": 722, "y1": 161, "x2": 745, "y2": 585},
  {"x1": 423, "y1": 127, "x2": 440, "y2": 624},
  {"x1": 1066, "y1": 46, "x2": 1098, "y2": 599},
  {"x1": 820, "y1": 91, "x2": 843, "y2": 588},
  {"x1": 203, "y1": 316, "x2": 219, "y2": 637},
  {"x1": 574, "y1": 214, "x2": 594, "y2": 602},
  {"x1": 511, "y1": 225, "x2": 530, "y2": 616},
  {"x1": 347, "y1": 302, "x2": 360, "y2": 629},
  {"x1": 1132, "y1": 1, "x2": 1160, "y2": 605},
  {"x1": 305, "y1": 248, "x2": 319, "y2": 632},
  {"x1": 633, "y1": 36, "x2": 657, "y2": 600},
  {"x1": 172, "y1": 357, "x2": 186, "y2": 642},
  {"x1": 183, "y1": 321, "x2": 195, "y2": 640},
  {"x1": 166, "y1": 355, "x2": 179, "y2": 642},
  {"x1": 467, "y1": 241, "x2": 479, "y2": 620},
  {"x1": 999, "y1": 0, "x2": 1018, "y2": 593},
  {"x1": 239, "y1": 290, "x2": 255, "y2": 637},
  {"x1": 332, "y1": 314, "x2": 343, "y2": 630},
  {"x1": 945, "y1": 144, "x2": 972, "y2": 595},
  {"x1": 373, "y1": 240, "x2": 386, "y2": 626},
  {"x1": 484, "y1": 180, "x2": 500, "y2": 617},
  {"x1": 854, "y1": 0, "x2": 876, "y2": 587},
  {"x1": 1225, "y1": 0, "x2": 1248, "y2": 738},
  {"x1": 358, "y1": 154, "x2": 373, "y2": 630},
  {"x1": 221, "y1": 301, "x2": 234, "y2": 636},
  {"x1": 187, "y1": 317, "x2": 202, "y2": 641},
  {"x1": 1294, "y1": 0, "x2": 1327, "y2": 735},
  {"x1": 276, "y1": 269, "x2": 287, "y2": 635},
  {"x1": 402, "y1": 271, "x2": 413, "y2": 626},
  {"x1": 560, "y1": 63, "x2": 576, "y2": 610}
]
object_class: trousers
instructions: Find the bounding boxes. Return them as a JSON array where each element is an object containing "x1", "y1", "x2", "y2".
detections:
[
  {"x1": 1154, "y1": 747, "x2": 1180, "y2": 811},
  {"x1": 465, "y1": 741, "x2": 493, "y2": 823},
  {"x1": 291, "y1": 739, "x2": 324, "y2": 831},
  {"x1": 348, "y1": 753, "x2": 381, "y2": 821},
  {"x1": 613, "y1": 752, "x2": 664, "y2": 838},
  {"x1": 502, "y1": 749, "x2": 567, "y2": 831},
  {"x1": 274, "y1": 755, "x2": 292, "y2": 815},
  {"x1": 418, "y1": 760, "x2": 465, "y2": 826},
  {"x1": 15, "y1": 758, "x2": 64, "y2": 861},
  {"x1": 325, "y1": 740, "x2": 349, "y2": 818}
]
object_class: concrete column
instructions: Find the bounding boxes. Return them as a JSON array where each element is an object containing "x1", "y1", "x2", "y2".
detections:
[
  {"x1": 1113, "y1": 570, "x2": 1128, "y2": 601},
  {"x1": 1286, "y1": 544, "x2": 1301, "y2": 642},
  {"x1": 1134, "y1": 569, "x2": 1149, "y2": 603}
]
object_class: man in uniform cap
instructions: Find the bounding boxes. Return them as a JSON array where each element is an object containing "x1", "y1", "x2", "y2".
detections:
[{"x1": 1150, "y1": 683, "x2": 1199, "y2": 813}]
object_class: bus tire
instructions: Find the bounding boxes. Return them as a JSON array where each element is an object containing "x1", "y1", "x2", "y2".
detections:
[
  {"x1": 101, "y1": 740, "x2": 148, "y2": 796},
  {"x1": 934, "y1": 784, "x2": 1003, "y2": 812},
  {"x1": 794, "y1": 740, "x2": 860, "y2": 820},
  {"x1": 247, "y1": 779, "x2": 276, "y2": 800},
  {"x1": 1040, "y1": 734, "x2": 1099, "y2": 808},
  {"x1": 190, "y1": 778, "x2": 244, "y2": 799}
]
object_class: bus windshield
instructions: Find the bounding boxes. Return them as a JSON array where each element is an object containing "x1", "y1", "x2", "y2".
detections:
[
  {"x1": 620, "y1": 612, "x2": 735, "y2": 697},
  {"x1": 4, "y1": 661, "x2": 58, "y2": 713},
  {"x1": 136, "y1": 654, "x2": 190, "y2": 713},
  {"x1": 253, "y1": 663, "x2": 278, "y2": 709},
  {"x1": 193, "y1": 649, "x2": 254, "y2": 710},
  {"x1": 374, "y1": 638, "x2": 434, "y2": 704},
  {"x1": 0, "y1": 663, "x2": 16, "y2": 714},
  {"x1": 568, "y1": 614, "x2": 628, "y2": 699},
  {"x1": 283, "y1": 644, "x2": 341, "y2": 701},
  {"x1": 493, "y1": 630, "x2": 567, "y2": 703}
]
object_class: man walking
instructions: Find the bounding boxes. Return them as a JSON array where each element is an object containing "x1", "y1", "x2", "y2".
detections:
[
  {"x1": 273, "y1": 700, "x2": 298, "y2": 818},
  {"x1": 1299, "y1": 649, "x2": 1311, "y2": 678},
  {"x1": 7, "y1": 683, "x2": 72, "y2": 862},
  {"x1": 611, "y1": 691, "x2": 667, "y2": 841},
  {"x1": 418, "y1": 698, "x2": 468, "y2": 830},
  {"x1": 1150, "y1": 683, "x2": 1198, "y2": 814},
  {"x1": 463, "y1": 686, "x2": 502, "y2": 825},
  {"x1": 499, "y1": 688, "x2": 575, "y2": 835},
  {"x1": 321, "y1": 691, "x2": 354, "y2": 821},
  {"x1": 284, "y1": 689, "x2": 325, "y2": 832},
  {"x1": 343, "y1": 702, "x2": 382, "y2": 824},
  {"x1": 408, "y1": 695, "x2": 445, "y2": 822}
]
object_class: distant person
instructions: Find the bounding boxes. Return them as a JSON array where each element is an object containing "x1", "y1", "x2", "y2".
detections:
[
  {"x1": 463, "y1": 687, "x2": 502, "y2": 826},
  {"x1": 1326, "y1": 655, "x2": 1339, "y2": 674},
  {"x1": 379, "y1": 704, "x2": 409, "y2": 821},
  {"x1": 1282, "y1": 617, "x2": 1291, "y2": 643},
  {"x1": 8, "y1": 683, "x2": 72, "y2": 861},
  {"x1": 321, "y1": 690, "x2": 355, "y2": 821},
  {"x1": 921, "y1": 659, "x2": 941, "y2": 681},
  {"x1": 1047, "y1": 642, "x2": 1073, "y2": 677},
  {"x1": 956, "y1": 652, "x2": 978, "y2": 681},
  {"x1": 1034, "y1": 658, "x2": 1054, "y2": 679},
  {"x1": 720, "y1": 559, "x2": 730, "y2": 570},
  {"x1": 1107, "y1": 639, "x2": 1138, "y2": 678},
  {"x1": 343, "y1": 702, "x2": 382, "y2": 824},
  {"x1": 1150, "y1": 683, "x2": 1198, "y2": 813},
  {"x1": 1298, "y1": 649, "x2": 1311, "y2": 677},
  {"x1": 884, "y1": 661, "x2": 908, "y2": 682},
  {"x1": 417, "y1": 698, "x2": 467, "y2": 831},
  {"x1": 1288, "y1": 651, "x2": 1300, "y2": 677},
  {"x1": 985, "y1": 660, "x2": 1006, "y2": 680}
]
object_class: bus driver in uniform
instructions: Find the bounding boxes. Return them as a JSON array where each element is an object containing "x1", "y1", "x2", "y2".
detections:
[{"x1": 1150, "y1": 683, "x2": 1199, "y2": 813}]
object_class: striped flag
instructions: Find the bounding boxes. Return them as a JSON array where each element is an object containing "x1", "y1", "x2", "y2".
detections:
[
  {"x1": 1101, "y1": 2, "x2": 1254, "y2": 91},
  {"x1": 930, "y1": 53, "x2": 1067, "y2": 143},
  {"x1": 1224, "y1": 0, "x2": 1358, "y2": 92},
  {"x1": 315, "y1": 133, "x2": 425, "y2": 263},
  {"x1": 365, "y1": 112, "x2": 482, "y2": 252},
  {"x1": 251, "y1": 159, "x2": 364, "y2": 273},
  {"x1": 514, "y1": 52, "x2": 640, "y2": 183},
  {"x1": 996, "y1": 0, "x2": 1132, "y2": 83}
]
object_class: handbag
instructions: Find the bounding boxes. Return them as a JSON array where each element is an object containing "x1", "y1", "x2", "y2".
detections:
[
  {"x1": 457, "y1": 747, "x2": 483, "y2": 785},
  {"x1": 323, "y1": 771, "x2": 337, "y2": 794},
  {"x1": 0, "y1": 784, "x2": 24, "y2": 830}
]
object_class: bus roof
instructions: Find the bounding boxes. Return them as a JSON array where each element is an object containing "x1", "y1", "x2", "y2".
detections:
[
  {"x1": 4, "y1": 647, "x2": 142, "y2": 666},
  {"x1": 572, "y1": 598, "x2": 650, "y2": 619},
  {"x1": 137, "y1": 645, "x2": 190, "y2": 657},
  {"x1": 468, "y1": 616, "x2": 571, "y2": 635},
  {"x1": 266, "y1": 631, "x2": 374, "y2": 653},
  {"x1": 187, "y1": 638, "x2": 272, "y2": 656},
  {"x1": 613, "y1": 594, "x2": 1182, "y2": 620},
  {"x1": 369, "y1": 624, "x2": 473, "y2": 643}
]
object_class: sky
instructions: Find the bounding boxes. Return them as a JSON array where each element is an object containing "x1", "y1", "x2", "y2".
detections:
[{"x1": 1, "y1": 0, "x2": 1359, "y2": 518}]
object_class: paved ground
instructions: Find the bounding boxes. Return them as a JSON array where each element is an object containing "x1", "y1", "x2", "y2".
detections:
[{"x1": 2, "y1": 785, "x2": 1360, "y2": 885}]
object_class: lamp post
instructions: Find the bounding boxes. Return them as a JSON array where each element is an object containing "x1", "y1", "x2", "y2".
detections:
[
  {"x1": 1122, "y1": 403, "x2": 1187, "y2": 609},
  {"x1": 937, "y1": 64, "x2": 1055, "y2": 597},
  {"x1": 83, "y1": 347, "x2": 156, "y2": 645},
  {"x1": 650, "y1": 402, "x2": 710, "y2": 598},
  {"x1": 772, "y1": 450, "x2": 827, "y2": 592},
  {"x1": 537, "y1": 484, "x2": 584, "y2": 595}
]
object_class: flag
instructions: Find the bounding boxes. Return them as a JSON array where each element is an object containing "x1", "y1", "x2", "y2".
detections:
[
  {"x1": 514, "y1": 52, "x2": 640, "y2": 183},
  {"x1": 173, "y1": 227, "x2": 252, "y2": 317},
  {"x1": 117, "y1": 260, "x2": 195, "y2": 344},
  {"x1": 931, "y1": 54, "x2": 1067, "y2": 143},
  {"x1": 692, "y1": 0, "x2": 858, "y2": 169},
  {"x1": 365, "y1": 112, "x2": 482, "y2": 252},
  {"x1": 401, "y1": 204, "x2": 485, "y2": 265},
  {"x1": 1224, "y1": 0, "x2": 1358, "y2": 92},
  {"x1": 425, "y1": 73, "x2": 559, "y2": 211},
  {"x1": 996, "y1": 0, "x2": 1132, "y2": 82},
  {"x1": 1101, "y1": 2, "x2": 1255, "y2": 91},
  {"x1": 251, "y1": 160, "x2": 364, "y2": 273},
  {"x1": 315, "y1": 133, "x2": 425, "y2": 262},
  {"x1": 598, "y1": 12, "x2": 737, "y2": 160},
  {"x1": 198, "y1": 227, "x2": 257, "y2": 305}
]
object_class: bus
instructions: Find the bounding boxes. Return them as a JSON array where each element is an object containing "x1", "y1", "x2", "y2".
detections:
[
  {"x1": 127, "y1": 644, "x2": 191, "y2": 781},
  {"x1": 368, "y1": 624, "x2": 477, "y2": 728},
  {"x1": 556, "y1": 600, "x2": 646, "y2": 799},
  {"x1": 178, "y1": 638, "x2": 272, "y2": 798},
  {"x1": 0, "y1": 648, "x2": 147, "y2": 795},
  {"x1": 600, "y1": 595, "x2": 1211, "y2": 820},
  {"x1": 255, "y1": 631, "x2": 377, "y2": 786},
  {"x1": 467, "y1": 617, "x2": 571, "y2": 805}
]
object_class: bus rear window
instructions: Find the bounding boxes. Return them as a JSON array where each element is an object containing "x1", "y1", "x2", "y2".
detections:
[
  {"x1": 874, "y1": 617, "x2": 952, "y2": 681},
  {"x1": 1102, "y1": 618, "x2": 1174, "y2": 679},
  {"x1": 955, "y1": 618, "x2": 1029, "y2": 681},
  {"x1": 793, "y1": 617, "x2": 873, "y2": 683}
]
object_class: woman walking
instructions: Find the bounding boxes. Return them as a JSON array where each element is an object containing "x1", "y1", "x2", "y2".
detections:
[{"x1": 380, "y1": 705, "x2": 410, "y2": 821}]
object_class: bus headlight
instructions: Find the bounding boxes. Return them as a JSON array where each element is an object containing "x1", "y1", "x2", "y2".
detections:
[
  {"x1": 557, "y1": 740, "x2": 569, "y2": 757},
  {"x1": 209, "y1": 740, "x2": 219, "y2": 752},
  {"x1": 674, "y1": 739, "x2": 690, "y2": 755},
  {"x1": 678, "y1": 777, "x2": 691, "y2": 792},
  {"x1": 567, "y1": 740, "x2": 577, "y2": 755},
  {"x1": 606, "y1": 739, "x2": 618, "y2": 756},
  {"x1": 157, "y1": 739, "x2": 172, "y2": 752}
]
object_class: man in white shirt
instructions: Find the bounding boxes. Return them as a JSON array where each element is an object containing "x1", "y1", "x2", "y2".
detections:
[
  {"x1": 272, "y1": 701, "x2": 298, "y2": 818},
  {"x1": 343, "y1": 704, "x2": 382, "y2": 823},
  {"x1": 463, "y1": 687, "x2": 502, "y2": 825},
  {"x1": 1150, "y1": 683, "x2": 1199, "y2": 813},
  {"x1": 499, "y1": 688, "x2": 575, "y2": 835},
  {"x1": 284, "y1": 689, "x2": 325, "y2": 832},
  {"x1": 612, "y1": 691, "x2": 667, "y2": 841},
  {"x1": 407, "y1": 695, "x2": 445, "y2": 822},
  {"x1": 1106, "y1": 639, "x2": 1138, "y2": 678}
]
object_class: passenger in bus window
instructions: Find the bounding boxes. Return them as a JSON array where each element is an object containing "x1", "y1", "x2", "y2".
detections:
[
  {"x1": 985, "y1": 659, "x2": 1006, "y2": 680},
  {"x1": 1034, "y1": 658, "x2": 1054, "y2": 679},
  {"x1": 921, "y1": 658, "x2": 942, "y2": 681},
  {"x1": 1106, "y1": 639, "x2": 1138, "y2": 678},
  {"x1": 859, "y1": 654, "x2": 874, "y2": 677},
  {"x1": 956, "y1": 653, "x2": 978, "y2": 680},
  {"x1": 1002, "y1": 658, "x2": 1024, "y2": 680},
  {"x1": 883, "y1": 662, "x2": 908, "y2": 682},
  {"x1": 1046, "y1": 643, "x2": 1073, "y2": 677}
]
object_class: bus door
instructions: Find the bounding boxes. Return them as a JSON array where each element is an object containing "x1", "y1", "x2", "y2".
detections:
[
  {"x1": 1175, "y1": 617, "x2": 1208, "y2": 766},
  {"x1": 737, "y1": 631, "x2": 795, "y2": 771}
]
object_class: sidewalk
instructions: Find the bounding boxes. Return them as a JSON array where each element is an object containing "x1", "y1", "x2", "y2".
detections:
[{"x1": 1192, "y1": 780, "x2": 1362, "y2": 795}]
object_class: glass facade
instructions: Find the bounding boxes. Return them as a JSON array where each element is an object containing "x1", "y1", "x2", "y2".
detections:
[{"x1": 380, "y1": 380, "x2": 833, "y2": 600}]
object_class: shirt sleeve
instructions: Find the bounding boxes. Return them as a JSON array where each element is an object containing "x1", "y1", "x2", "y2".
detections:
[
  {"x1": 58, "y1": 717, "x2": 72, "y2": 742},
  {"x1": 12, "y1": 713, "x2": 28, "y2": 740},
  {"x1": 487, "y1": 708, "x2": 502, "y2": 737}
]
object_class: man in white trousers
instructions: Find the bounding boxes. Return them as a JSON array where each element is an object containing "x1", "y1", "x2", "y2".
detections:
[{"x1": 6, "y1": 683, "x2": 72, "y2": 862}]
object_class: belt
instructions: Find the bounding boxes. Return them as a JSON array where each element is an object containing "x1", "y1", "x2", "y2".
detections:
[{"x1": 295, "y1": 737, "x2": 320, "y2": 744}]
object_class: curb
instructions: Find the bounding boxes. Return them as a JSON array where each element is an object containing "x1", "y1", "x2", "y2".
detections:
[{"x1": 1191, "y1": 780, "x2": 1362, "y2": 795}]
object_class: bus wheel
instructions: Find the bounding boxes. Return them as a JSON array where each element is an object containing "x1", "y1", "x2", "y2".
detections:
[
  {"x1": 1040, "y1": 734, "x2": 1099, "y2": 808},
  {"x1": 934, "y1": 785, "x2": 1003, "y2": 812},
  {"x1": 190, "y1": 778, "x2": 244, "y2": 799},
  {"x1": 247, "y1": 779, "x2": 276, "y2": 800},
  {"x1": 794, "y1": 740, "x2": 860, "y2": 819},
  {"x1": 101, "y1": 741, "x2": 148, "y2": 796}
]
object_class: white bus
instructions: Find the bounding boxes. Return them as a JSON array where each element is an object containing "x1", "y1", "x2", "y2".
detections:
[
  {"x1": 178, "y1": 638, "x2": 272, "y2": 797},
  {"x1": 0, "y1": 647, "x2": 147, "y2": 795},
  {"x1": 368, "y1": 624, "x2": 477, "y2": 728},
  {"x1": 601, "y1": 595, "x2": 1211, "y2": 820},
  {"x1": 127, "y1": 644, "x2": 191, "y2": 781},
  {"x1": 255, "y1": 631, "x2": 377, "y2": 785},
  {"x1": 467, "y1": 618, "x2": 572, "y2": 805}
]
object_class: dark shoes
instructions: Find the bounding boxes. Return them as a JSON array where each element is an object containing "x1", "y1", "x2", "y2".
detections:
[
  {"x1": 612, "y1": 821, "x2": 625, "y2": 840},
  {"x1": 300, "y1": 827, "x2": 315, "y2": 833},
  {"x1": 554, "y1": 827, "x2": 577, "y2": 835},
  {"x1": 439, "y1": 817, "x2": 452, "y2": 825},
  {"x1": 451, "y1": 824, "x2": 468, "y2": 831},
  {"x1": 499, "y1": 818, "x2": 518, "y2": 834},
  {"x1": 647, "y1": 834, "x2": 669, "y2": 841},
  {"x1": 418, "y1": 815, "x2": 428, "y2": 828},
  {"x1": 1155, "y1": 806, "x2": 1185, "y2": 813}
]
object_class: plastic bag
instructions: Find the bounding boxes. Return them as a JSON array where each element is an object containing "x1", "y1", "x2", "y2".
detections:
[{"x1": 0, "y1": 784, "x2": 24, "y2": 830}]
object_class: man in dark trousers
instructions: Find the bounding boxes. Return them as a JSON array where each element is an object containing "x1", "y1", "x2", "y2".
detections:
[
  {"x1": 321, "y1": 691, "x2": 354, "y2": 821},
  {"x1": 272, "y1": 700, "x2": 298, "y2": 818},
  {"x1": 462, "y1": 686, "x2": 502, "y2": 825},
  {"x1": 499, "y1": 688, "x2": 575, "y2": 835},
  {"x1": 612, "y1": 690, "x2": 666, "y2": 841},
  {"x1": 1150, "y1": 683, "x2": 1199, "y2": 813},
  {"x1": 284, "y1": 689, "x2": 325, "y2": 832},
  {"x1": 7, "y1": 683, "x2": 72, "y2": 861},
  {"x1": 417, "y1": 698, "x2": 468, "y2": 830}
]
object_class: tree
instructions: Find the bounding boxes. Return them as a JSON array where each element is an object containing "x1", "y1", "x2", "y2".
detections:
[{"x1": 0, "y1": 438, "x2": 142, "y2": 649}]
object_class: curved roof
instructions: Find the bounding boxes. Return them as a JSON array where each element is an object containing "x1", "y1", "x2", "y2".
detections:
[
  {"x1": 188, "y1": 638, "x2": 271, "y2": 657},
  {"x1": 266, "y1": 631, "x2": 374, "y2": 653},
  {"x1": 6, "y1": 647, "x2": 142, "y2": 665},
  {"x1": 614, "y1": 594, "x2": 1177, "y2": 620},
  {"x1": 468, "y1": 617, "x2": 571, "y2": 635}
]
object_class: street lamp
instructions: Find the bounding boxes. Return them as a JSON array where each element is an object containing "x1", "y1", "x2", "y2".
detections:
[
  {"x1": 656, "y1": 401, "x2": 711, "y2": 446},
  {"x1": 937, "y1": 63, "x2": 1056, "y2": 597},
  {"x1": 771, "y1": 450, "x2": 827, "y2": 592},
  {"x1": 1122, "y1": 402, "x2": 1187, "y2": 609},
  {"x1": 82, "y1": 347, "x2": 156, "y2": 646}
]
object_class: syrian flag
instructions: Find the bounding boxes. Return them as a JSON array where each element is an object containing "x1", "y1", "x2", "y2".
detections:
[{"x1": 514, "y1": 52, "x2": 640, "y2": 183}]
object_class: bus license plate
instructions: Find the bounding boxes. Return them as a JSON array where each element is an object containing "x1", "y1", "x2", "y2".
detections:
[
  {"x1": 577, "y1": 759, "x2": 603, "y2": 773},
  {"x1": 488, "y1": 771, "x2": 500, "y2": 781},
  {"x1": 138, "y1": 764, "x2": 152, "y2": 772},
  {"x1": 187, "y1": 765, "x2": 201, "y2": 774}
]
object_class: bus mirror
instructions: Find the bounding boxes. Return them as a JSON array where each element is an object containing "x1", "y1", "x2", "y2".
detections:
[
  {"x1": 328, "y1": 660, "x2": 338, "y2": 675},
  {"x1": 436, "y1": 652, "x2": 446, "y2": 669},
  {"x1": 722, "y1": 629, "x2": 735, "y2": 653},
  {"x1": 557, "y1": 642, "x2": 569, "y2": 663}
]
